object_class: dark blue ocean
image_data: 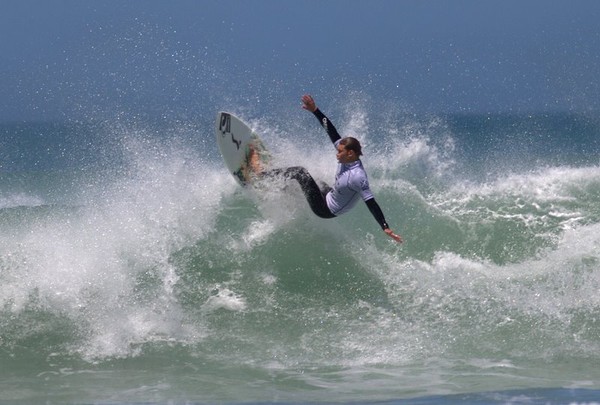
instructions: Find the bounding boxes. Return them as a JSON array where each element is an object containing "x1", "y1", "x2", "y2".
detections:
[{"x1": 1, "y1": 105, "x2": 600, "y2": 404}]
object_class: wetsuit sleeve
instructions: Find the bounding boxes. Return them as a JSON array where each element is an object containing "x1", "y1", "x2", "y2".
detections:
[
  {"x1": 365, "y1": 198, "x2": 390, "y2": 230},
  {"x1": 313, "y1": 109, "x2": 342, "y2": 144}
]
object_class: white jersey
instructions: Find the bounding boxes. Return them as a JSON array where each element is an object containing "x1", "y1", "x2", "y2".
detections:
[{"x1": 325, "y1": 141, "x2": 374, "y2": 216}]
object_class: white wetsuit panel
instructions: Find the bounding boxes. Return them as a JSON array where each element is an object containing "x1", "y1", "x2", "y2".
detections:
[{"x1": 325, "y1": 140, "x2": 374, "y2": 216}]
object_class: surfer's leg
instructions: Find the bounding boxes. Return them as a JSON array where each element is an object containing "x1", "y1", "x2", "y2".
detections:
[
  {"x1": 286, "y1": 167, "x2": 336, "y2": 219},
  {"x1": 262, "y1": 167, "x2": 335, "y2": 219}
]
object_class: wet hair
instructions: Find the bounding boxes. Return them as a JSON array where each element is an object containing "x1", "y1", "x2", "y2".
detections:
[{"x1": 340, "y1": 137, "x2": 363, "y2": 157}]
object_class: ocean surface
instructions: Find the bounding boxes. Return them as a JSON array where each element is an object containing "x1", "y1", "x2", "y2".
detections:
[{"x1": 1, "y1": 106, "x2": 600, "y2": 404}]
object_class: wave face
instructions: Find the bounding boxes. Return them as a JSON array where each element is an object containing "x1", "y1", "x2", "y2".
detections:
[{"x1": 1, "y1": 108, "x2": 600, "y2": 403}]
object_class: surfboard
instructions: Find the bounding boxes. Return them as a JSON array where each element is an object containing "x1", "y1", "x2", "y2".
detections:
[{"x1": 216, "y1": 112, "x2": 271, "y2": 186}]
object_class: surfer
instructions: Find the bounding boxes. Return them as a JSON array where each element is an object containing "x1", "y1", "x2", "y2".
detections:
[{"x1": 266, "y1": 95, "x2": 403, "y2": 243}]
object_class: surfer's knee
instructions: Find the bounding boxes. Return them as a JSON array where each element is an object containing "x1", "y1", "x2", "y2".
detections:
[{"x1": 285, "y1": 166, "x2": 310, "y2": 181}]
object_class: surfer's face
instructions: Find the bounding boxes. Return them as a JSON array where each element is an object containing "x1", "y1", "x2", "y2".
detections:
[{"x1": 336, "y1": 144, "x2": 356, "y2": 163}]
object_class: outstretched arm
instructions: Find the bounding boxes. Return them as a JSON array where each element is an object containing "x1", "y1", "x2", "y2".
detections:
[
  {"x1": 365, "y1": 198, "x2": 403, "y2": 243},
  {"x1": 301, "y1": 94, "x2": 341, "y2": 144}
]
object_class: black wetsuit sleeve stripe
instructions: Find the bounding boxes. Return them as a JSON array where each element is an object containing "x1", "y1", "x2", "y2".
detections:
[
  {"x1": 365, "y1": 198, "x2": 389, "y2": 230},
  {"x1": 313, "y1": 109, "x2": 342, "y2": 144}
]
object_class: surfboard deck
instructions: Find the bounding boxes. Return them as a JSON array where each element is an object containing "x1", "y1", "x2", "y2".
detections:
[{"x1": 216, "y1": 112, "x2": 271, "y2": 186}]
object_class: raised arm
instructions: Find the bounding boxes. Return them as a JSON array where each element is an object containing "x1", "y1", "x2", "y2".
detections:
[{"x1": 301, "y1": 94, "x2": 341, "y2": 144}]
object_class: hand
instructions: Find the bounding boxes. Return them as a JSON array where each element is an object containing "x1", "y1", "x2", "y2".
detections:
[
  {"x1": 301, "y1": 94, "x2": 317, "y2": 112},
  {"x1": 384, "y1": 228, "x2": 403, "y2": 243}
]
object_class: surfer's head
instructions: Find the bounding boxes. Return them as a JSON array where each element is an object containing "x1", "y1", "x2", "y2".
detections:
[{"x1": 337, "y1": 137, "x2": 362, "y2": 163}]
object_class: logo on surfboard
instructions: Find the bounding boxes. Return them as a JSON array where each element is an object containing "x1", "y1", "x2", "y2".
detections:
[{"x1": 219, "y1": 113, "x2": 242, "y2": 150}]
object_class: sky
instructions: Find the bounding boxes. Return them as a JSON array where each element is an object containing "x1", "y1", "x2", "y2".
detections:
[{"x1": 1, "y1": 0, "x2": 600, "y2": 121}]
